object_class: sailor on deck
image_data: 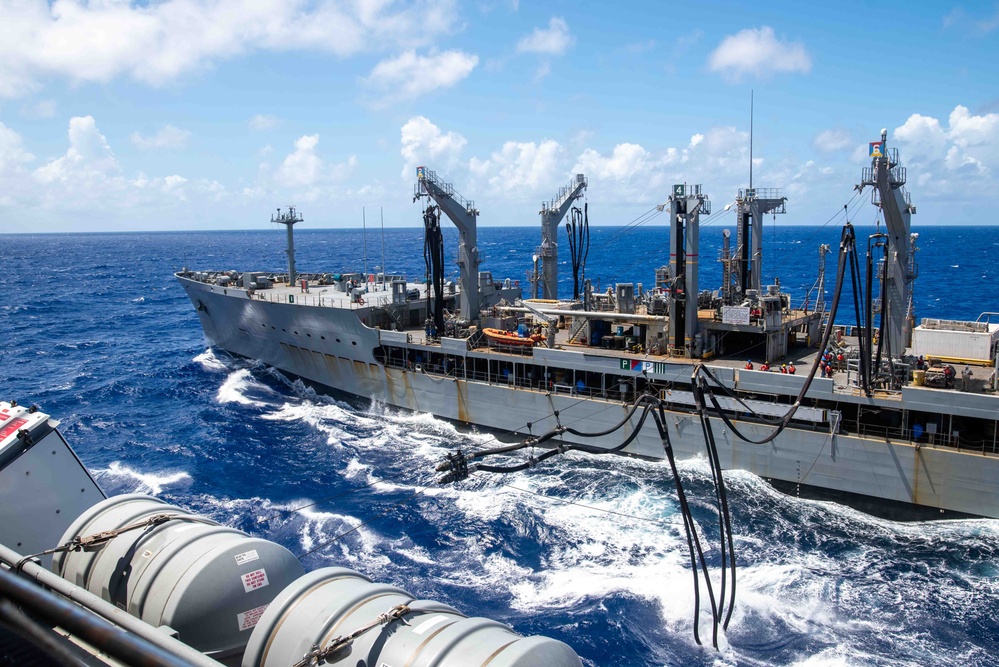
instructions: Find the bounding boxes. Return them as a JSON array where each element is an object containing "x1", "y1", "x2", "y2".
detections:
[
  {"x1": 962, "y1": 366, "x2": 973, "y2": 392},
  {"x1": 745, "y1": 360, "x2": 754, "y2": 370}
]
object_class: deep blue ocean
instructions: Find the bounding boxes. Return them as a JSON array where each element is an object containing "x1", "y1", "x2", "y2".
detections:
[{"x1": 2, "y1": 223, "x2": 998, "y2": 667}]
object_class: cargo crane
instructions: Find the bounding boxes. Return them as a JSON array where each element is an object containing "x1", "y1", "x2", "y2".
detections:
[
  {"x1": 414, "y1": 167, "x2": 480, "y2": 322},
  {"x1": 858, "y1": 129, "x2": 917, "y2": 356},
  {"x1": 529, "y1": 174, "x2": 587, "y2": 300}
]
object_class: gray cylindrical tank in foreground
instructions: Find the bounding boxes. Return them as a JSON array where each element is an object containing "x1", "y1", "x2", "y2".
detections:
[
  {"x1": 243, "y1": 567, "x2": 582, "y2": 667},
  {"x1": 52, "y1": 494, "x2": 304, "y2": 658}
]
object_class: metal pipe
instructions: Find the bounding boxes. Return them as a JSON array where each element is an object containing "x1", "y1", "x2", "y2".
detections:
[
  {"x1": 0, "y1": 598, "x2": 84, "y2": 665},
  {"x1": 0, "y1": 544, "x2": 224, "y2": 667},
  {"x1": 0, "y1": 567, "x2": 199, "y2": 667},
  {"x1": 497, "y1": 306, "x2": 666, "y2": 324}
]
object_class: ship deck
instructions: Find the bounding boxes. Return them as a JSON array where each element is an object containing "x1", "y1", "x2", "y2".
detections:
[
  {"x1": 405, "y1": 321, "x2": 997, "y2": 397},
  {"x1": 210, "y1": 275, "x2": 997, "y2": 394},
  {"x1": 247, "y1": 279, "x2": 427, "y2": 311}
]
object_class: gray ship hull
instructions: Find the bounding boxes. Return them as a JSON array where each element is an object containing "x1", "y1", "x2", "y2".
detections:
[{"x1": 179, "y1": 275, "x2": 999, "y2": 519}]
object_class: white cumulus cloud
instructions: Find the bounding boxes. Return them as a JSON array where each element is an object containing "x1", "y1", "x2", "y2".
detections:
[
  {"x1": 0, "y1": 122, "x2": 35, "y2": 170},
  {"x1": 0, "y1": 0, "x2": 461, "y2": 98},
  {"x1": 708, "y1": 26, "x2": 811, "y2": 82},
  {"x1": 364, "y1": 50, "x2": 478, "y2": 106},
  {"x1": 574, "y1": 143, "x2": 653, "y2": 182},
  {"x1": 272, "y1": 134, "x2": 357, "y2": 201},
  {"x1": 469, "y1": 139, "x2": 563, "y2": 195},
  {"x1": 892, "y1": 105, "x2": 999, "y2": 195},
  {"x1": 947, "y1": 105, "x2": 999, "y2": 148},
  {"x1": 0, "y1": 115, "x2": 229, "y2": 225},
  {"x1": 571, "y1": 130, "x2": 750, "y2": 204},
  {"x1": 276, "y1": 135, "x2": 324, "y2": 188},
  {"x1": 400, "y1": 115, "x2": 467, "y2": 179},
  {"x1": 34, "y1": 115, "x2": 119, "y2": 186},
  {"x1": 131, "y1": 124, "x2": 191, "y2": 149},
  {"x1": 516, "y1": 17, "x2": 573, "y2": 55}
]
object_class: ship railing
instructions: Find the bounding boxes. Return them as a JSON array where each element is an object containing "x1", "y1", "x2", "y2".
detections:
[
  {"x1": 855, "y1": 424, "x2": 997, "y2": 455},
  {"x1": 738, "y1": 187, "x2": 783, "y2": 201},
  {"x1": 416, "y1": 167, "x2": 475, "y2": 212},
  {"x1": 480, "y1": 342, "x2": 538, "y2": 356},
  {"x1": 453, "y1": 368, "x2": 615, "y2": 398},
  {"x1": 383, "y1": 357, "x2": 408, "y2": 371},
  {"x1": 249, "y1": 289, "x2": 393, "y2": 309}
]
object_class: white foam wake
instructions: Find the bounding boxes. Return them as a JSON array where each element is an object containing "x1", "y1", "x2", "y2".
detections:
[
  {"x1": 193, "y1": 348, "x2": 228, "y2": 372},
  {"x1": 190, "y1": 367, "x2": 999, "y2": 664},
  {"x1": 93, "y1": 461, "x2": 192, "y2": 495},
  {"x1": 216, "y1": 369, "x2": 275, "y2": 406}
]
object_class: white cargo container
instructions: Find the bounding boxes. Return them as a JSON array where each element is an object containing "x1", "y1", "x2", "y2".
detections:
[{"x1": 911, "y1": 318, "x2": 999, "y2": 363}]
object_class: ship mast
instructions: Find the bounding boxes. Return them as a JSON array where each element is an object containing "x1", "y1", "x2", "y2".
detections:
[
  {"x1": 726, "y1": 94, "x2": 787, "y2": 303},
  {"x1": 271, "y1": 206, "x2": 303, "y2": 286}
]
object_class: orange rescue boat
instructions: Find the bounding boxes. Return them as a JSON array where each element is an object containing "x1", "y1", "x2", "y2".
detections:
[{"x1": 482, "y1": 328, "x2": 545, "y2": 347}]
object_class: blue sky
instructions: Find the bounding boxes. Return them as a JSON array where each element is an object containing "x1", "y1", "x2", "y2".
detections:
[{"x1": 1, "y1": 0, "x2": 998, "y2": 233}]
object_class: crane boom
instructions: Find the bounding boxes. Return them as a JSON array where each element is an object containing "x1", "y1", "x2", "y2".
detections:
[
  {"x1": 535, "y1": 174, "x2": 587, "y2": 300},
  {"x1": 514, "y1": 299, "x2": 557, "y2": 349},
  {"x1": 414, "y1": 167, "x2": 480, "y2": 321},
  {"x1": 515, "y1": 298, "x2": 556, "y2": 324}
]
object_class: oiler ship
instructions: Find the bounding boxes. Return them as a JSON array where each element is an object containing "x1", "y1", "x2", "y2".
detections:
[{"x1": 178, "y1": 132, "x2": 999, "y2": 519}]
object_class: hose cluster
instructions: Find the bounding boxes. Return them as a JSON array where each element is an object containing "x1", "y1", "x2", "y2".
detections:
[
  {"x1": 565, "y1": 204, "x2": 590, "y2": 300},
  {"x1": 435, "y1": 392, "x2": 735, "y2": 648},
  {"x1": 432, "y1": 221, "x2": 871, "y2": 647},
  {"x1": 423, "y1": 205, "x2": 445, "y2": 336}
]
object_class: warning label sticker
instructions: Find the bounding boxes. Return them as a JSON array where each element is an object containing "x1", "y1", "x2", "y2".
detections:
[
  {"x1": 234, "y1": 549, "x2": 259, "y2": 566},
  {"x1": 241, "y1": 568, "x2": 269, "y2": 593},
  {"x1": 0, "y1": 417, "x2": 28, "y2": 442},
  {"x1": 237, "y1": 603, "x2": 269, "y2": 631}
]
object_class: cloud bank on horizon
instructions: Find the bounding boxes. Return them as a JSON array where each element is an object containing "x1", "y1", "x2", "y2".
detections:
[{"x1": 1, "y1": 0, "x2": 998, "y2": 232}]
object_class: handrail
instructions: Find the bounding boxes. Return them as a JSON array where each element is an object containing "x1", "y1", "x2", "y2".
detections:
[
  {"x1": 248, "y1": 288, "x2": 395, "y2": 310},
  {"x1": 854, "y1": 423, "x2": 996, "y2": 455},
  {"x1": 0, "y1": 544, "x2": 223, "y2": 667}
]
